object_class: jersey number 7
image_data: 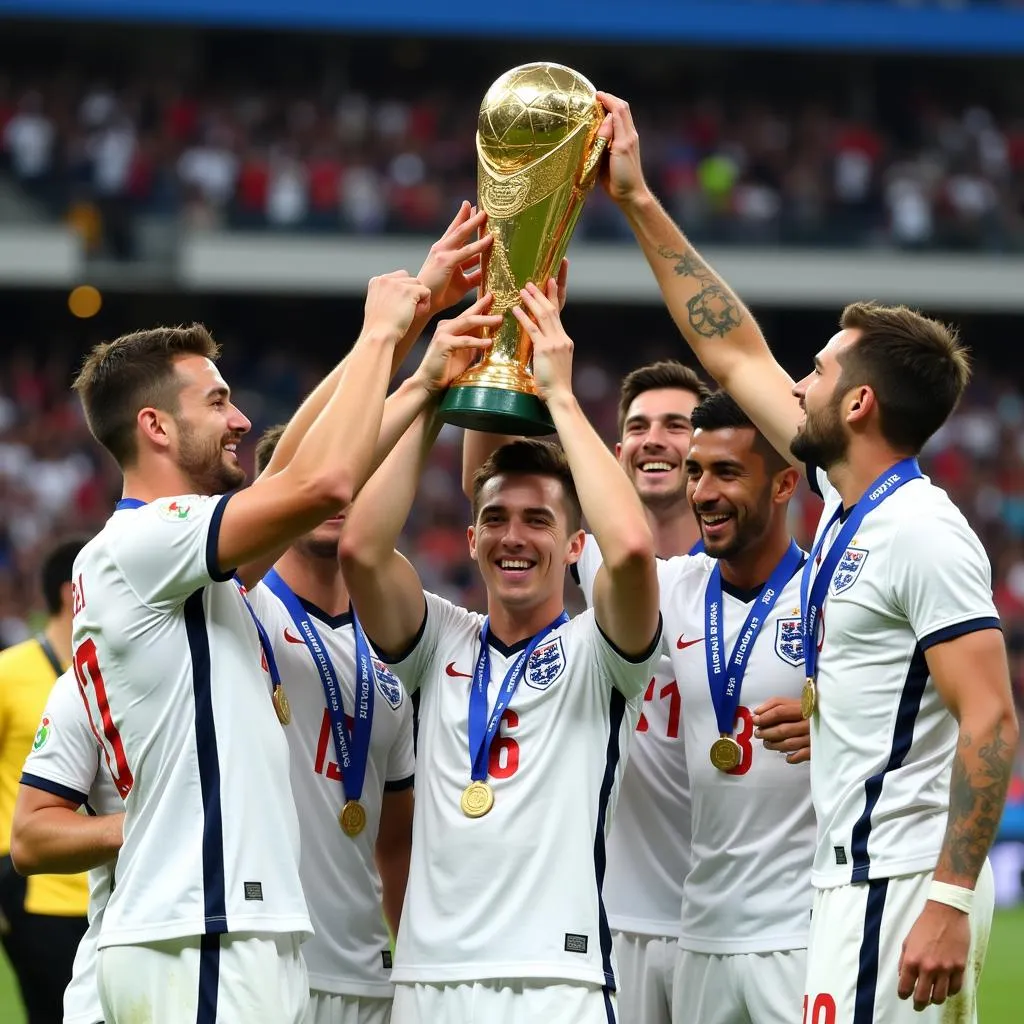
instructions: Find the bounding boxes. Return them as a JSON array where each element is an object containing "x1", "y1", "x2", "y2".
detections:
[{"x1": 73, "y1": 638, "x2": 134, "y2": 798}]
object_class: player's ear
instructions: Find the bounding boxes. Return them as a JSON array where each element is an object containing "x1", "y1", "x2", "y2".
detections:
[
  {"x1": 565, "y1": 528, "x2": 586, "y2": 566},
  {"x1": 773, "y1": 467, "x2": 800, "y2": 504},
  {"x1": 844, "y1": 385, "x2": 874, "y2": 424},
  {"x1": 137, "y1": 406, "x2": 173, "y2": 451},
  {"x1": 467, "y1": 524, "x2": 478, "y2": 562}
]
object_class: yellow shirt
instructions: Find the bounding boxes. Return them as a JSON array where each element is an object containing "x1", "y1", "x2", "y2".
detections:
[{"x1": 0, "y1": 637, "x2": 89, "y2": 917}]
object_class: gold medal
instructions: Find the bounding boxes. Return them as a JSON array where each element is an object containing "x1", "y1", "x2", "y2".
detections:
[
  {"x1": 273, "y1": 686, "x2": 292, "y2": 726},
  {"x1": 801, "y1": 677, "x2": 817, "y2": 720},
  {"x1": 339, "y1": 799, "x2": 366, "y2": 837},
  {"x1": 460, "y1": 780, "x2": 495, "y2": 818},
  {"x1": 709, "y1": 735, "x2": 742, "y2": 772}
]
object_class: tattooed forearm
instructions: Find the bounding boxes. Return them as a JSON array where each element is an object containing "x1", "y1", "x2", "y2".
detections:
[
  {"x1": 657, "y1": 245, "x2": 745, "y2": 338},
  {"x1": 939, "y1": 721, "x2": 1015, "y2": 882},
  {"x1": 687, "y1": 287, "x2": 744, "y2": 339},
  {"x1": 657, "y1": 245, "x2": 713, "y2": 282}
]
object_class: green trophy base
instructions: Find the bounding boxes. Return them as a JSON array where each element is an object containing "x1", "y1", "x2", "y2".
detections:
[{"x1": 438, "y1": 386, "x2": 555, "y2": 436}]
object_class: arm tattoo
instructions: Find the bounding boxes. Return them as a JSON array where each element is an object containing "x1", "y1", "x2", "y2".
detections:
[
  {"x1": 657, "y1": 245, "x2": 713, "y2": 282},
  {"x1": 941, "y1": 721, "x2": 1014, "y2": 881},
  {"x1": 657, "y1": 245, "x2": 744, "y2": 338}
]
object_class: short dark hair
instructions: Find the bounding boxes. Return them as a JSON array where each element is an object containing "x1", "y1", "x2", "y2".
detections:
[
  {"x1": 255, "y1": 424, "x2": 286, "y2": 476},
  {"x1": 837, "y1": 302, "x2": 971, "y2": 453},
  {"x1": 41, "y1": 536, "x2": 89, "y2": 616},
  {"x1": 617, "y1": 360, "x2": 710, "y2": 437},
  {"x1": 690, "y1": 390, "x2": 787, "y2": 472},
  {"x1": 471, "y1": 439, "x2": 582, "y2": 532},
  {"x1": 73, "y1": 324, "x2": 222, "y2": 468}
]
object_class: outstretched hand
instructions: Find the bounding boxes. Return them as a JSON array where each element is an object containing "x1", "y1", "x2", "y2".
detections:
[
  {"x1": 362, "y1": 271, "x2": 433, "y2": 343},
  {"x1": 595, "y1": 91, "x2": 650, "y2": 208},
  {"x1": 512, "y1": 280, "x2": 575, "y2": 403},
  {"x1": 417, "y1": 202, "x2": 493, "y2": 315},
  {"x1": 413, "y1": 293, "x2": 500, "y2": 395}
]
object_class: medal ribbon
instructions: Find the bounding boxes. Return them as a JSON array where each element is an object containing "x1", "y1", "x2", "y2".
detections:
[
  {"x1": 115, "y1": 498, "x2": 288, "y2": 703},
  {"x1": 801, "y1": 458, "x2": 922, "y2": 682},
  {"x1": 704, "y1": 540, "x2": 804, "y2": 735},
  {"x1": 468, "y1": 611, "x2": 569, "y2": 782},
  {"x1": 264, "y1": 569, "x2": 374, "y2": 803}
]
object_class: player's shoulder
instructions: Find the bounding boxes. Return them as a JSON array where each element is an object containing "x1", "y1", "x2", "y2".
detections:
[
  {"x1": 885, "y1": 476, "x2": 980, "y2": 545},
  {"x1": 423, "y1": 590, "x2": 484, "y2": 636}
]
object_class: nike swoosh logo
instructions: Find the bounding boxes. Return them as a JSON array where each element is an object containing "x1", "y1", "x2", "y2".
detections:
[
  {"x1": 445, "y1": 662, "x2": 473, "y2": 679},
  {"x1": 283, "y1": 628, "x2": 306, "y2": 645},
  {"x1": 676, "y1": 635, "x2": 705, "y2": 650}
]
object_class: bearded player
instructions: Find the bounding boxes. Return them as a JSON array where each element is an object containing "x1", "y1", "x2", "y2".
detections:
[
  {"x1": 339, "y1": 281, "x2": 661, "y2": 1024},
  {"x1": 656, "y1": 390, "x2": 815, "y2": 1024},
  {"x1": 600, "y1": 90, "x2": 1013, "y2": 1024}
]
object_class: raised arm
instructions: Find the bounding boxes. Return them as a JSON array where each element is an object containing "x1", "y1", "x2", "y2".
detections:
[
  {"x1": 598, "y1": 92, "x2": 803, "y2": 465},
  {"x1": 261, "y1": 203, "x2": 492, "y2": 482},
  {"x1": 216, "y1": 274, "x2": 430, "y2": 575},
  {"x1": 11, "y1": 785, "x2": 122, "y2": 875},
  {"x1": 898, "y1": 628, "x2": 1016, "y2": 1010},
  {"x1": 339, "y1": 298, "x2": 500, "y2": 657},
  {"x1": 514, "y1": 281, "x2": 659, "y2": 656}
]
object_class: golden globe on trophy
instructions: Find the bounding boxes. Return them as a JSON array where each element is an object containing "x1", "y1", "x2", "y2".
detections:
[{"x1": 437, "y1": 62, "x2": 608, "y2": 435}]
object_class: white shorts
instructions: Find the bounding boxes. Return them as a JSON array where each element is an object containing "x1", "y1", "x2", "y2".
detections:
[
  {"x1": 305, "y1": 990, "x2": 393, "y2": 1024},
  {"x1": 392, "y1": 980, "x2": 617, "y2": 1024},
  {"x1": 612, "y1": 931, "x2": 674, "y2": 1024},
  {"x1": 98, "y1": 932, "x2": 309, "y2": 1024},
  {"x1": 671, "y1": 947, "x2": 806, "y2": 1024},
  {"x1": 804, "y1": 861, "x2": 994, "y2": 1024}
]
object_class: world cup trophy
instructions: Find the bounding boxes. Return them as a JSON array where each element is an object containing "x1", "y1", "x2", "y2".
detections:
[{"x1": 437, "y1": 63, "x2": 608, "y2": 435}]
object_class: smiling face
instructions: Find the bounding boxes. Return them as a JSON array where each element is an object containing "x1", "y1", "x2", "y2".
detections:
[
  {"x1": 170, "y1": 354, "x2": 251, "y2": 494},
  {"x1": 790, "y1": 329, "x2": 858, "y2": 470},
  {"x1": 616, "y1": 387, "x2": 702, "y2": 513},
  {"x1": 686, "y1": 425, "x2": 780, "y2": 560},
  {"x1": 468, "y1": 472, "x2": 584, "y2": 614}
]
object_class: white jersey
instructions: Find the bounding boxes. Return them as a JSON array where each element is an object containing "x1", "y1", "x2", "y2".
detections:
[
  {"x1": 71, "y1": 495, "x2": 311, "y2": 948},
  {"x1": 383, "y1": 592, "x2": 659, "y2": 987},
  {"x1": 572, "y1": 535, "x2": 689, "y2": 938},
  {"x1": 806, "y1": 466, "x2": 1000, "y2": 887},
  {"x1": 246, "y1": 581, "x2": 415, "y2": 997},
  {"x1": 19, "y1": 670, "x2": 123, "y2": 1024},
  {"x1": 658, "y1": 553, "x2": 815, "y2": 954}
]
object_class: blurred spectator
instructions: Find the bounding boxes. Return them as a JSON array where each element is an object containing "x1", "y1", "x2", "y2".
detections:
[{"x1": 2, "y1": 39, "x2": 1024, "y2": 255}]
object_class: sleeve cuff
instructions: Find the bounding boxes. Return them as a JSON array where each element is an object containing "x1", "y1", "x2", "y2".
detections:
[
  {"x1": 384, "y1": 774, "x2": 415, "y2": 792},
  {"x1": 596, "y1": 613, "x2": 664, "y2": 665},
  {"x1": 920, "y1": 616, "x2": 1002, "y2": 651},
  {"x1": 206, "y1": 492, "x2": 236, "y2": 583},
  {"x1": 20, "y1": 772, "x2": 88, "y2": 807}
]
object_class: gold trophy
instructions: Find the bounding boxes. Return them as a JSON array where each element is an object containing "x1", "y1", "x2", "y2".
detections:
[{"x1": 438, "y1": 62, "x2": 608, "y2": 435}]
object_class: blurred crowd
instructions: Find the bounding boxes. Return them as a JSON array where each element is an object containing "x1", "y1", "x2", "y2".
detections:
[{"x1": 2, "y1": 59, "x2": 1024, "y2": 256}]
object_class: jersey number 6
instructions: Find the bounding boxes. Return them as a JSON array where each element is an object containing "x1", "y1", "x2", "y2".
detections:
[{"x1": 488, "y1": 709, "x2": 519, "y2": 779}]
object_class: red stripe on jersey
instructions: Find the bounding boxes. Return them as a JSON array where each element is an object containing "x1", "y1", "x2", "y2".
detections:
[{"x1": 73, "y1": 637, "x2": 135, "y2": 798}]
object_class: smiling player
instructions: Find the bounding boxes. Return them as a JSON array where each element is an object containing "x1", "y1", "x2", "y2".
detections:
[{"x1": 340, "y1": 281, "x2": 661, "y2": 1024}]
